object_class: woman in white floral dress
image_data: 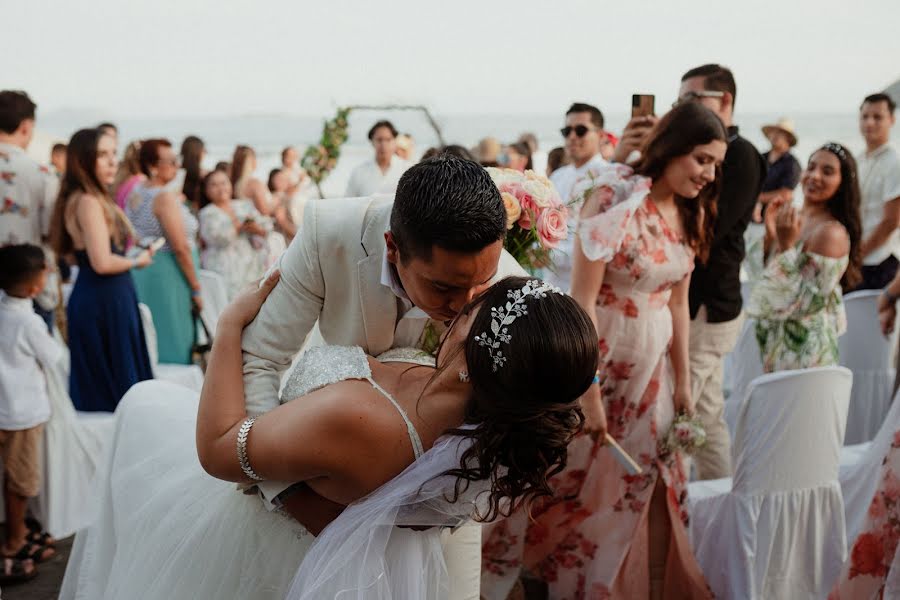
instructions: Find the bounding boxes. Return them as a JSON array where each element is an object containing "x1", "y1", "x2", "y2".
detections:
[
  {"x1": 198, "y1": 170, "x2": 272, "y2": 299},
  {"x1": 748, "y1": 143, "x2": 862, "y2": 372},
  {"x1": 481, "y1": 103, "x2": 727, "y2": 600}
]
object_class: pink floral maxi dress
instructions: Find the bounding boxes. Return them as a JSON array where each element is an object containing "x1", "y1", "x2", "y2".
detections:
[
  {"x1": 830, "y1": 431, "x2": 900, "y2": 599},
  {"x1": 481, "y1": 165, "x2": 711, "y2": 599}
]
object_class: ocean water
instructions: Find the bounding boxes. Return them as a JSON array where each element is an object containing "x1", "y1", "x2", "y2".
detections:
[{"x1": 36, "y1": 110, "x2": 866, "y2": 197}]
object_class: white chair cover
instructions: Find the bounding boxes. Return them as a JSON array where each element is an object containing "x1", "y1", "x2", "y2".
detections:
[
  {"x1": 138, "y1": 303, "x2": 204, "y2": 391},
  {"x1": 840, "y1": 290, "x2": 900, "y2": 444},
  {"x1": 839, "y1": 388, "x2": 900, "y2": 544},
  {"x1": 723, "y1": 317, "x2": 764, "y2": 438},
  {"x1": 689, "y1": 367, "x2": 852, "y2": 600},
  {"x1": 197, "y1": 268, "x2": 229, "y2": 339}
]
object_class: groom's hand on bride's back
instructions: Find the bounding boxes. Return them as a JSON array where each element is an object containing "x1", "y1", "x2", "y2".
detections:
[{"x1": 220, "y1": 270, "x2": 281, "y2": 330}]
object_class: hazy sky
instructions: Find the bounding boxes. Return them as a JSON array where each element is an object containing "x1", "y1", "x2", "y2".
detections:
[{"x1": 6, "y1": 0, "x2": 900, "y2": 119}]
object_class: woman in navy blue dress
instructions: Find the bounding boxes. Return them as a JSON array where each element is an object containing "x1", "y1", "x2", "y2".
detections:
[{"x1": 50, "y1": 128, "x2": 154, "y2": 412}]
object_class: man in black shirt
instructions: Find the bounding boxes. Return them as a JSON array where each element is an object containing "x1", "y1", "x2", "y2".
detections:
[{"x1": 678, "y1": 65, "x2": 766, "y2": 480}]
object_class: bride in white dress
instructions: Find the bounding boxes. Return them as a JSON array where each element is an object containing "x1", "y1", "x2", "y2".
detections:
[{"x1": 60, "y1": 273, "x2": 600, "y2": 599}]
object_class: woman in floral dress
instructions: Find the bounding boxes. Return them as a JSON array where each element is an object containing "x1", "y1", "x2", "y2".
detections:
[
  {"x1": 482, "y1": 102, "x2": 727, "y2": 599},
  {"x1": 198, "y1": 170, "x2": 272, "y2": 299},
  {"x1": 747, "y1": 143, "x2": 862, "y2": 372},
  {"x1": 830, "y1": 431, "x2": 900, "y2": 599}
]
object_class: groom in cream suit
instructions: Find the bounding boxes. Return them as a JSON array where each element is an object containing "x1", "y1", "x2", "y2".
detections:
[{"x1": 241, "y1": 155, "x2": 525, "y2": 599}]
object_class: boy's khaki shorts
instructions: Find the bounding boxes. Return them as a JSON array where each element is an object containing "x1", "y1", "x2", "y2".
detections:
[{"x1": 0, "y1": 424, "x2": 45, "y2": 497}]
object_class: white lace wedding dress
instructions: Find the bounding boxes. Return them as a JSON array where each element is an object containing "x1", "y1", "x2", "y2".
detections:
[{"x1": 59, "y1": 345, "x2": 447, "y2": 600}]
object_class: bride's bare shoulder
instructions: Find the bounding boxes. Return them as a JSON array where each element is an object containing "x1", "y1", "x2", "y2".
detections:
[{"x1": 283, "y1": 378, "x2": 409, "y2": 441}]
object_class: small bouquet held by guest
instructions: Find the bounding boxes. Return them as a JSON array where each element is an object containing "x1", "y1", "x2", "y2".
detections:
[
  {"x1": 661, "y1": 412, "x2": 708, "y2": 456},
  {"x1": 487, "y1": 168, "x2": 568, "y2": 273}
]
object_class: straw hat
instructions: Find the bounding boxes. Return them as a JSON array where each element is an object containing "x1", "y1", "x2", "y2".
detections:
[{"x1": 761, "y1": 118, "x2": 798, "y2": 147}]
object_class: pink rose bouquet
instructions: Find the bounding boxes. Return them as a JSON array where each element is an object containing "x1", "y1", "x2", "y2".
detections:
[{"x1": 487, "y1": 167, "x2": 568, "y2": 273}]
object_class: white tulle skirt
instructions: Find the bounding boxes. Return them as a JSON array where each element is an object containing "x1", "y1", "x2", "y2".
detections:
[{"x1": 59, "y1": 380, "x2": 314, "y2": 600}]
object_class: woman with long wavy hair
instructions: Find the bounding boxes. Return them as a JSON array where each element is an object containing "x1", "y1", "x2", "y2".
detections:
[
  {"x1": 179, "y1": 135, "x2": 206, "y2": 213},
  {"x1": 49, "y1": 128, "x2": 154, "y2": 411},
  {"x1": 111, "y1": 140, "x2": 145, "y2": 210},
  {"x1": 748, "y1": 143, "x2": 862, "y2": 372},
  {"x1": 482, "y1": 102, "x2": 727, "y2": 599}
]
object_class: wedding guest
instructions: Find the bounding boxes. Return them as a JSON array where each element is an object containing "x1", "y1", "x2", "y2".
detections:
[
  {"x1": 420, "y1": 144, "x2": 475, "y2": 162},
  {"x1": 179, "y1": 135, "x2": 206, "y2": 212},
  {"x1": 96, "y1": 122, "x2": 118, "y2": 147},
  {"x1": 0, "y1": 90, "x2": 61, "y2": 331},
  {"x1": 474, "y1": 136, "x2": 501, "y2": 167},
  {"x1": 0, "y1": 244, "x2": 60, "y2": 570},
  {"x1": 49, "y1": 127, "x2": 153, "y2": 411},
  {"x1": 503, "y1": 141, "x2": 532, "y2": 172},
  {"x1": 396, "y1": 132, "x2": 414, "y2": 161},
  {"x1": 757, "y1": 118, "x2": 802, "y2": 215},
  {"x1": 345, "y1": 120, "x2": 409, "y2": 197},
  {"x1": 231, "y1": 145, "x2": 273, "y2": 215},
  {"x1": 829, "y1": 432, "x2": 900, "y2": 599},
  {"x1": 856, "y1": 93, "x2": 900, "y2": 290},
  {"x1": 545, "y1": 102, "x2": 608, "y2": 291},
  {"x1": 743, "y1": 118, "x2": 803, "y2": 283},
  {"x1": 678, "y1": 64, "x2": 765, "y2": 480},
  {"x1": 748, "y1": 143, "x2": 862, "y2": 372},
  {"x1": 198, "y1": 170, "x2": 269, "y2": 298},
  {"x1": 266, "y1": 167, "x2": 297, "y2": 241},
  {"x1": 60, "y1": 273, "x2": 599, "y2": 599},
  {"x1": 112, "y1": 140, "x2": 145, "y2": 210},
  {"x1": 126, "y1": 138, "x2": 202, "y2": 365},
  {"x1": 545, "y1": 146, "x2": 569, "y2": 177},
  {"x1": 481, "y1": 101, "x2": 725, "y2": 599},
  {"x1": 49, "y1": 143, "x2": 66, "y2": 178},
  {"x1": 518, "y1": 132, "x2": 547, "y2": 174},
  {"x1": 280, "y1": 145, "x2": 302, "y2": 185}
]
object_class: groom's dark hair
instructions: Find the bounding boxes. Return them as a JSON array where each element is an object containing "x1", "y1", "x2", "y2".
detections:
[{"x1": 390, "y1": 153, "x2": 506, "y2": 262}]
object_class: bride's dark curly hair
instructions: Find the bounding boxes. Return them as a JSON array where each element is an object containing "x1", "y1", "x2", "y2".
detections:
[{"x1": 440, "y1": 276, "x2": 599, "y2": 521}]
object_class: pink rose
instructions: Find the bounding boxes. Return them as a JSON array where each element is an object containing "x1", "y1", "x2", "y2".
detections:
[
  {"x1": 517, "y1": 194, "x2": 540, "y2": 230},
  {"x1": 536, "y1": 206, "x2": 567, "y2": 249}
]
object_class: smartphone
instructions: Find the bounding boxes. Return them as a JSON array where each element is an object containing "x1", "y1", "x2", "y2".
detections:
[
  {"x1": 146, "y1": 237, "x2": 166, "y2": 253},
  {"x1": 631, "y1": 94, "x2": 655, "y2": 118}
]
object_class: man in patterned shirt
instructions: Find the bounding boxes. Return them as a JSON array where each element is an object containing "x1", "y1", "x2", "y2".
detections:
[{"x1": 0, "y1": 91, "x2": 60, "y2": 329}]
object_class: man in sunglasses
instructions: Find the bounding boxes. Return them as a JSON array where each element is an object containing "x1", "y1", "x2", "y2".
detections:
[{"x1": 545, "y1": 102, "x2": 608, "y2": 290}]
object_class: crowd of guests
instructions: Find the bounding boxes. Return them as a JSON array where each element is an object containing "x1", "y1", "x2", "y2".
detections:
[{"x1": 0, "y1": 62, "x2": 899, "y2": 594}]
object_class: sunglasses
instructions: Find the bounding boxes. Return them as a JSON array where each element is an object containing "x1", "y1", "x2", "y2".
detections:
[
  {"x1": 672, "y1": 90, "x2": 725, "y2": 107},
  {"x1": 560, "y1": 125, "x2": 596, "y2": 138}
]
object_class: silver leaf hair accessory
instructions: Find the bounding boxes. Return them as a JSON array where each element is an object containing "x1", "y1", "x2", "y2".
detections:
[
  {"x1": 474, "y1": 279, "x2": 562, "y2": 372},
  {"x1": 821, "y1": 142, "x2": 849, "y2": 162}
]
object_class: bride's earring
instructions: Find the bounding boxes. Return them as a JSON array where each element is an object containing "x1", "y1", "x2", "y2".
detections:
[{"x1": 458, "y1": 371, "x2": 469, "y2": 383}]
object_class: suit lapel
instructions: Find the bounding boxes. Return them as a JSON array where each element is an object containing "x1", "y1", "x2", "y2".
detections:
[{"x1": 358, "y1": 199, "x2": 398, "y2": 355}]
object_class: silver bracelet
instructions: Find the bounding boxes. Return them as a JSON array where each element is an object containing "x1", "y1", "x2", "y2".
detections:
[{"x1": 236, "y1": 417, "x2": 263, "y2": 481}]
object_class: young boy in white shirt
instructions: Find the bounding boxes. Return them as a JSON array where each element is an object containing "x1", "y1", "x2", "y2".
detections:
[{"x1": 0, "y1": 244, "x2": 61, "y2": 573}]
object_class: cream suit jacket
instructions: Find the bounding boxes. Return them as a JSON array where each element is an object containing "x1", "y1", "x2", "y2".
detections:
[{"x1": 241, "y1": 194, "x2": 526, "y2": 416}]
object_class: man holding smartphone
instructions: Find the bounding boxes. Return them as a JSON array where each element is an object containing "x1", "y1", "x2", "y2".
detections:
[{"x1": 614, "y1": 64, "x2": 765, "y2": 480}]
